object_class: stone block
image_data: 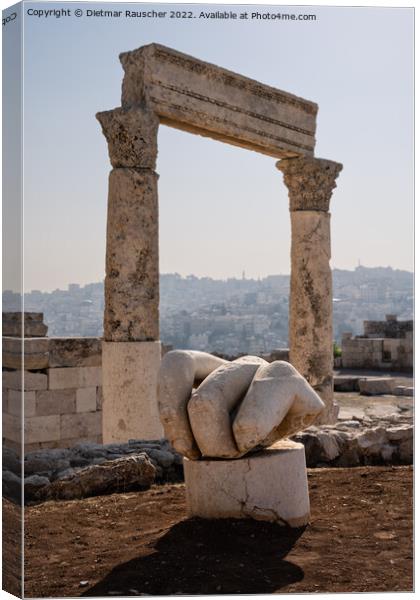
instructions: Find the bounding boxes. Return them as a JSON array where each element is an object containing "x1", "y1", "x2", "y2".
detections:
[
  {"x1": 35, "y1": 390, "x2": 76, "y2": 416},
  {"x1": 2, "y1": 336, "x2": 50, "y2": 369},
  {"x1": 3, "y1": 370, "x2": 48, "y2": 391},
  {"x1": 3, "y1": 413, "x2": 22, "y2": 443},
  {"x1": 359, "y1": 378, "x2": 395, "y2": 396},
  {"x1": 2, "y1": 311, "x2": 48, "y2": 337},
  {"x1": 333, "y1": 376, "x2": 360, "y2": 392},
  {"x1": 120, "y1": 44, "x2": 317, "y2": 158},
  {"x1": 60, "y1": 412, "x2": 102, "y2": 440},
  {"x1": 7, "y1": 390, "x2": 36, "y2": 417},
  {"x1": 102, "y1": 341, "x2": 163, "y2": 443},
  {"x1": 316, "y1": 431, "x2": 340, "y2": 461},
  {"x1": 48, "y1": 337, "x2": 102, "y2": 368},
  {"x1": 24, "y1": 415, "x2": 60, "y2": 444},
  {"x1": 355, "y1": 427, "x2": 387, "y2": 455},
  {"x1": 76, "y1": 387, "x2": 97, "y2": 413},
  {"x1": 48, "y1": 367, "x2": 102, "y2": 390},
  {"x1": 393, "y1": 386, "x2": 414, "y2": 397},
  {"x1": 387, "y1": 425, "x2": 413, "y2": 442},
  {"x1": 184, "y1": 440, "x2": 310, "y2": 527}
]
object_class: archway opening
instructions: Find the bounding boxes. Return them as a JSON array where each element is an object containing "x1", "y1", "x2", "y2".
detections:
[{"x1": 157, "y1": 125, "x2": 291, "y2": 357}]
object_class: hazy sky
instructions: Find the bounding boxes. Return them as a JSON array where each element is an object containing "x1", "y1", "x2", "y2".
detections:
[{"x1": 4, "y1": 1, "x2": 414, "y2": 291}]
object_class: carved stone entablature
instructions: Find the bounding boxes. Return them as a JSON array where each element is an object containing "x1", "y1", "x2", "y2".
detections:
[
  {"x1": 96, "y1": 106, "x2": 159, "y2": 169},
  {"x1": 119, "y1": 43, "x2": 318, "y2": 158},
  {"x1": 277, "y1": 157, "x2": 343, "y2": 212}
]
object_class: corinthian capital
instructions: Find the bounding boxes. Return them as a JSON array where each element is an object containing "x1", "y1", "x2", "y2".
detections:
[
  {"x1": 96, "y1": 106, "x2": 159, "y2": 169},
  {"x1": 277, "y1": 157, "x2": 343, "y2": 212}
]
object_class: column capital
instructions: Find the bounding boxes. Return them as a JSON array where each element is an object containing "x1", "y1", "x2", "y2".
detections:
[
  {"x1": 96, "y1": 106, "x2": 159, "y2": 169},
  {"x1": 276, "y1": 156, "x2": 343, "y2": 212}
]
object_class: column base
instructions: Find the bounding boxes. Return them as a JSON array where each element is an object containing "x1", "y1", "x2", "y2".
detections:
[
  {"x1": 184, "y1": 440, "x2": 310, "y2": 527},
  {"x1": 102, "y1": 341, "x2": 163, "y2": 443}
]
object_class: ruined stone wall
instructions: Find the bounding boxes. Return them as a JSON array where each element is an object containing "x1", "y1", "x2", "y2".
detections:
[
  {"x1": 363, "y1": 315, "x2": 413, "y2": 339},
  {"x1": 2, "y1": 314, "x2": 103, "y2": 453},
  {"x1": 341, "y1": 332, "x2": 413, "y2": 372}
]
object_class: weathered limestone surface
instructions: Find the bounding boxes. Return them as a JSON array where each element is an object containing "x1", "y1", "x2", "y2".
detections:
[
  {"x1": 76, "y1": 387, "x2": 97, "y2": 413},
  {"x1": 277, "y1": 157, "x2": 342, "y2": 424},
  {"x1": 102, "y1": 341, "x2": 163, "y2": 443},
  {"x1": 3, "y1": 370, "x2": 48, "y2": 392},
  {"x1": 60, "y1": 412, "x2": 102, "y2": 440},
  {"x1": 288, "y1": 210, "x2": 335, "y2": 418},
  {"x1": 158, "y1": 351, "x2": 324, "y2": 460},
  {"x1": 158, "y1": 350, "x2": 227, "y2": 459},
  {"x1": 2, "y1": 312, "x2": 48, "y2": 337},
  {"x1": 120, "y1": 43, "x2": 317, "y2": 158},
  {"x1": 188, "y1": 356, "x2": 267, "y2": 458},
  {"x1": 7, "y1": 390, "x2": 36, "y2": 417},
  {"x1": 48, "y1": 366, "x2": 102, "y2": 390},
  {"x1": 35, "y1": 390, "x2": 76, "y2": 416},
  {"x1": 233, "y1": 361, "x2": 325, "y2": 453},
  {"x1": 48, "y1": 338, "x2": 102, "y2": 368},
  {"x1": 3, "y1": 336, "x2": 49, "y2": 370},
  {"x1": 97, "y1": 106, "x2": 159, "y2": 169},
  {"x1": 184, "y1": 440, "x2": 310, "y2": 526},
  {"x1": 24, "y1": 415, "x2": 61, "y2": 444},
  {"x1": 40, "y1": 454, "x2": 156, "y2": 501},
  {"x1": 3, "y1": 336, "x2": 102, "y2": 369},
  {"x1": 278, "y1": 157, "x2": 342, "y2": 212},
  {"x1": 104, "y1": 168, "x2": 159, "y2": 341},
  {"x1": 394, "y1": 386, "x2": 414, "y2": 397},
  {"x1": 359, "y1": 378, "x2": 396, "y2": 396}
]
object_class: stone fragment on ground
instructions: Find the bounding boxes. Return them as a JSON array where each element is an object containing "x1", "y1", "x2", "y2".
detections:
[
  {"x1": 393, "y1": 386, "x2": 414, "y2": 397},
  {"x1": 39, "y1": 454, "x2": 156, "y2": 501},
  {"x1": 358, "y1": 378, "x2": 396, "y2": 396}
]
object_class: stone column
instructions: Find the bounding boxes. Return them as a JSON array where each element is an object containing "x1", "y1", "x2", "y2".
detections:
[
  {"x1": 97, "y1": 106, "x2": 163, "y2": 442},
  {"x1": 276, "y1": 157, "x2": 342, "y2": 423}
]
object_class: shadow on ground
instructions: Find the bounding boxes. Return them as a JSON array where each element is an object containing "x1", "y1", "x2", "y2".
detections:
[{"x1": 83, "y1": 518, "x2": 305, "y2": 596}]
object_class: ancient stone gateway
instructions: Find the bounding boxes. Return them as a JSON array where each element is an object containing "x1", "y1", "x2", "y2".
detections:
[{"x1": 97, "y1": 43, "x2": 342, "y2": 443}]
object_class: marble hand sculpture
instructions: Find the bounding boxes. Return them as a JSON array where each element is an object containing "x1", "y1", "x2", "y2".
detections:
[{"x1": 158, "y1": 350, "x2": 325, "y2": 460}]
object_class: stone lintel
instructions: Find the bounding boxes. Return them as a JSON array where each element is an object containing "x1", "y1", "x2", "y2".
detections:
[
  {"x1": 119, "y1": 43, "x2": 317, "y2": 158},
  {"x1": 96, "y1": 106, "x2": 159, "y2": 169},
  {"x1": 277, "y1": 156, "x2": 343, "y2": 211}
]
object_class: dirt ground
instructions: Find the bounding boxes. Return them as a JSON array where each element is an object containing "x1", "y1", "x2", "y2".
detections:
[{"x1": 9, "y1": 465, "x2": 412, "y2": 596}]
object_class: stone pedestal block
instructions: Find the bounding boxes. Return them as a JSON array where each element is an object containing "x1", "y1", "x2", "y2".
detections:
[
  {"x1": 102, "y1": 341, "x2": 163, "y2": 443},
  {"x1": 184, "y1": 440, "x2": 310, "y2": 527}
]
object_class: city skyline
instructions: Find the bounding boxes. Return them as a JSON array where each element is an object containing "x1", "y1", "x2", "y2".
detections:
[{"x1": 3, "y1": 2, "x2": 414, "y2": 292}]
